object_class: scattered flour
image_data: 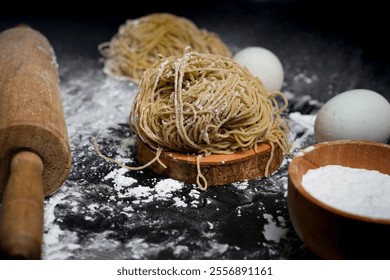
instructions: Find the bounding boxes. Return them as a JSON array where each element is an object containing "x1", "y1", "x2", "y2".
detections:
[
  {"x1": 173, "y1": 197, "x2": 188, "y2": 207},
  {"x1": 302, "y1": 165, "x2": 390, "y2": 219},
  {"x1": 155, "y1": 179, "x2": 184, "y2": 198},
  {"x1": 262, "y1": 213, "x2": 288, "y2": 243},
  {"x1": 233, "y1": 180, "x2": 249, "y2": 190},
  {"x1": 288, "y1": 112, "x2": 317, "y2": 151},
  {"x1": 203, "y1": 242, "x2": 229, "y2": 258},
  {"x1": 103, "y1": 169, "x2": 187, "y2": 206},
  {"x1": 60, "y1": 62, "x2": 138, "y2": 146},
  {"x1": 173, "y1": 245, "x2": 189, "y2": 257},
  {"x1": 293, "y1": 73, "x2": 318, "y2": 84},
  {"x1": 117, "y1": 138, "x2": 136, "y2": 159},
  {"x1": 39, "y1": 55, "x2": 319, "y2": 259},
  {"x1": 43, "y1": 187, "x2": 80, "y2": 259},
  {"x1": 104, "y1": 168, "x2": 137, "y2": 188},
  {"x1": 127, "y1": 186, "x2": 152, "y2": 199},
  {"x1": 289, "y1": 112, "x2": 316, "y2": 132}
]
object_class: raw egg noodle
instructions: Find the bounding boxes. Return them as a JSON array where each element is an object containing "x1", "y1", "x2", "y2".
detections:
[
  {"x1": 98, "y1": 13, "x2": 231, "y2": 83},
  {"x1": 129, "y1": 50, "x2": 290, "y2": 190}
]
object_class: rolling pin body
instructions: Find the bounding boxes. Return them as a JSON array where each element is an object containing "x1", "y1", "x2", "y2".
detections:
[{"x1": 0, "y1": 27, "x2": 71, "y2": 259}]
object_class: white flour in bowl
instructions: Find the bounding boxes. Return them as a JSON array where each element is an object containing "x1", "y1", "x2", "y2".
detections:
[{"x1": 301, "y1": 165, "x2": 390, "y2": 219}]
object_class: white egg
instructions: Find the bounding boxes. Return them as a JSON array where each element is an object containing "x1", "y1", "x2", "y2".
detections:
[
  {"x1": 233, "y1": 46, "x2": 284, "y2": 91},
  {"x1": 314, "y1": 89, "x2": 390, "y2": 143}
]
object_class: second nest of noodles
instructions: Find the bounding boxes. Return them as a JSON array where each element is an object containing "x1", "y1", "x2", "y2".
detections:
[
  {"x1": 129, "y1": 50, "x2": 290, "y2": 187},
  {"x1": 99, "y1": 13, "x2": 231, "y2": 83}
]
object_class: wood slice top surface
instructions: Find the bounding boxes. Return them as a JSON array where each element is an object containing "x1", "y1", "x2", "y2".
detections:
[
  {"x1": 163, "y1": 143, "x2": 273, "y2": 165},
  {"x1": 136, "y1": 138, "x2": 284, "y2": 186}
]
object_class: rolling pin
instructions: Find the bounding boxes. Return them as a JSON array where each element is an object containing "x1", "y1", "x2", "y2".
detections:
[{"x1": 0, "y1": 26, "x2": 71, "y2": 259}]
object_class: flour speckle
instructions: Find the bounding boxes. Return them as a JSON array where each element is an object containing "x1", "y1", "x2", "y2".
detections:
[
  {"x1": 155, "y1": 179, "x2": 184, "y2": 197},
  {"x1": 293, "y1": 73, "x2": 318, "y2": 84},
  {"x1": 173, "y1": 197, "x2": 188, "y2": 207},
  {"x1": 104, "y1": 168, "x2": 137, "y2": 188},
  {"x1": 233, "y1": 180, "x2": 249, "y2": 190},
  {"x1": 262, "y1": 213, "x2": 288, "y2": 243}
]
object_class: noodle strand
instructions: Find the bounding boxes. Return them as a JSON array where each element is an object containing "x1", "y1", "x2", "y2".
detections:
[
  {"x1": 129, "y1": 51, "x2": 290, "y2": 189},
  {"x1": 99, "y1": 13, "x2": 231, "y2": 83}
]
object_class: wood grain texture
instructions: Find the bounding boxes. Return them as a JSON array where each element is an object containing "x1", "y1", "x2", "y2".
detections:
[
  {"x1": 288, "y1": 140, "x2": 390, "y2": 259},
  {"x1": 0, "y1": 26, "x2": 71, "y2": 196},
  {"x1": 0, "y1": 26, "x2": 71, "y2": 259},
  {"x1": 0, "y1": 151, "x2": 44, "y2": 259},
  {"x1": 136, "y1": 138, "x2": 283, "y2": 186}
]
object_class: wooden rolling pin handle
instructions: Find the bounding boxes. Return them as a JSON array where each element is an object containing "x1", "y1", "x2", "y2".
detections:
[{"x1": 0, "y1": 150, "x2": 44, "y2": 259}]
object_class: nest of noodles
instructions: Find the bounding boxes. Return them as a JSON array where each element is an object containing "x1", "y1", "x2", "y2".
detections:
[
  {"x1": 99, "y1": 13, "x2": 231, "y2": 83},
  {"x1": 130, "y1": 50, "x2": 290, "y2": 162}
]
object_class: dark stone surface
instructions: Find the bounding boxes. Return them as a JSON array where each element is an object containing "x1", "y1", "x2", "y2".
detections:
[{"x1": 0, "y1": 1, "x2": 388, "y2": 260}]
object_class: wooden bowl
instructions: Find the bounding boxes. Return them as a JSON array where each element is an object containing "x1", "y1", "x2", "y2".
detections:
[
  {"x1": 288, "y1": 140, "x2": 390, "y2": 259},
  {"x1": 136, "y1": 138, "x2": 283, "y2": 186}
]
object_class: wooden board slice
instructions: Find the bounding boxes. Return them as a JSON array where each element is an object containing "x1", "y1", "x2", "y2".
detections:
[{"x1": 136, "y1": 138, "x2": 284, "y2": 186}]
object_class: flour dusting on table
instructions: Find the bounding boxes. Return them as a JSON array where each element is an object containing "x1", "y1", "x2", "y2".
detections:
[{"x1": 39, "y1": 55, "x2": 317, "y2": 260}]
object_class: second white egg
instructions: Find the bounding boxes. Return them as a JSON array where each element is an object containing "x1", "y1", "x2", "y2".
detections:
[
  {"x1": 233, "y1": 46, "x2": 284, "y2": 92},
  {"x1": 314, "y1": 89, "x2": 390, "y2": 143}
]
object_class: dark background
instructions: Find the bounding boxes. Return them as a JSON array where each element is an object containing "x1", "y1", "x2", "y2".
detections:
[{"x1": 1, "y1": 0, "x2": 389, "y2": 102}]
